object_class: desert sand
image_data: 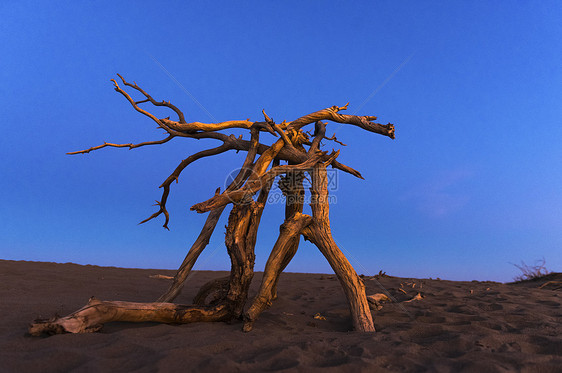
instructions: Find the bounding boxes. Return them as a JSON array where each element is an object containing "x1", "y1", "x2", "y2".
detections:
[{"x1": 0, "y1": 259, "x2": 560, "y2": 372}]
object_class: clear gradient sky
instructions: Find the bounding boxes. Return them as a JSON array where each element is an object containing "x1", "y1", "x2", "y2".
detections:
[{"x1": 1, "y1": 1, "x2": 561, "y2": 282}]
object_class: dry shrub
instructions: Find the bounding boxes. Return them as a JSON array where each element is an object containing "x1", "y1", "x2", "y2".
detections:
[{"x1": 512, "y1": 257, "x2": 550, "y2": 282}]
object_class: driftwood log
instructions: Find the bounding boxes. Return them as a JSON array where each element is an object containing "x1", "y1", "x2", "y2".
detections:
[{"x1": 29, "y1": 74, "x2": 394, "y2": 336}]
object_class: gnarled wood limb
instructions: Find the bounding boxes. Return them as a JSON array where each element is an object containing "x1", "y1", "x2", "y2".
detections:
[
  {"x1": 307, "y1": 122, "x2": 363, "y2": 179},
  {"x1": 160, "y1": 118, "x2": 280, "y2": 134},
  {"x1": 189, "y1": 136, "x2": 286, "y2": 213},
  {"x1": 110, "y1": 77, "x2": 177, "y2": 133},
  {"x1": 29, "y1": 297, "x2": 232, "y2": 336},
  {"x1": 113, "y1": 74, "x2": 275, "y2": 135},
  {"x1": 288, "y1": 103, "x2": 395, "y2": 139},
  {"x1": 144, "y1": 126, "x2": 263, "y2": 230},
  {"x1": 140, "y1": 144, "x2": 232, "y2": 229},
  {"x1": 272, "y1": 170, "x2": 306, "y2": 298},
  {"x1": 156, "y1": 207, "x2": 226, "y2": 302},
  {"x1": 222, "y1": 171, "x2": 274, "y2": 317},
  {"x1": 330, "y1": 160, "x2": 363, "y2": 180},
  {"x1": 301, "y1": 224, "x2": 375, "y2": 331},
  {"x1": 228, "y1": 137, "x2": 363, "y2": 179},
  {"x1": 191, "y1": 150, "x2": 339, "y2": 213},
  {"x1": 116, "y1": 73, "x2": 187, "y2": 124},
  {"x1": 193, "y1": 276, "x2": 230, "y2": 306},
  {"x1": 113, "y1": 74, "x2": 276, "y2": 134},
  {"x1": 157, "y1": 127, "x2": 263, "y2": 302},
  {"x1": 302, "y1": 164, "x2": 375, "y2": 332},
  {"x1": 243, "y1": 211, "x2": 311, "y2": 331},
  {"x1": 309, "y1": 122, "x2": 326, "y2": 154},
  {"x1": 324, "y1": 133, "x2": 347, "y2": 147}
]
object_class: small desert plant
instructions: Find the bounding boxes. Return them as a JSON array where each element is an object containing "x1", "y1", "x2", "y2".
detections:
[{"x1": 512, "y1": 257, "x2": 550, "y2": 282}]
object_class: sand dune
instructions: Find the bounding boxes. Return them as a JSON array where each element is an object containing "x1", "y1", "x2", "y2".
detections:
[{"x1": 1, "y1": 260, "x2": 560, "y2": 372}]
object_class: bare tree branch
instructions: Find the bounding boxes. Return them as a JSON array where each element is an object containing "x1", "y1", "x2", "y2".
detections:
[
  {"x1": 324, "y1": 133, "x2": 347, "y2": 147},
  {"x1": 331, "y1": 160, "x2": 363, "y2": 179},
  {"x1": 288, "y1": 103, "x2": 395, "y2": 139},
  {"x1": 111, "y1": 77, "x2": 172, "y2": 133},
  {"x1": 70, "y1": 75, "x2": 382, "y2": 226},
  {"x1": 191, "y1": 150, "x2": 339, "y2": 213},
  {"x1": 117, "y1": 74, "x2": 187, "y2": 124},
  {"x1": 73, "y1": 76, "x2": 379, "y2": 182},
  {"x1": 261, "y1": 109, "x2": 279, "y2": 136},
  {"x1": 67, "y1": 135, "x2": 175, "y2": 155},
  {"x1": 113, "y1": 74, "x2": 280, "y2": 136},
  {"x1": 309, "y1": 121, "x2": 326, "y2": 154},
  {"x1": 140, "y1": 143, "x2": 232, "y2": 229}
]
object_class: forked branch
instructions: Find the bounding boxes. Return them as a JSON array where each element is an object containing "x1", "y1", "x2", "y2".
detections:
[
  {"x1": 140, "y1": 143, "x2": 232, "y2": 229},
  {"x1": 116, "y1": 73, "x2": 187, "y2": 124}
]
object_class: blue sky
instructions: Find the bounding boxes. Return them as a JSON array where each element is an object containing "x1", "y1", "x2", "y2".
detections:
[{"x1": 1, "y1": 1, "x2": 561, "y2": 282}]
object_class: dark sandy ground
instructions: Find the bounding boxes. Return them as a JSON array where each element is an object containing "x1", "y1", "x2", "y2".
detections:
[{"x1": 0, "y1": 260, "x2": 560, "y2": 372}]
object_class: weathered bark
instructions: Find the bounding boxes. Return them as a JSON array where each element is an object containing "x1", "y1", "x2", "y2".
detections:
[
  {"x1": 29, "y1": 298, "x2": 231, "y2": 336},
  {"x1": 222, "y1": 161, "x2": 276, "y2": 317},
  {"x1": 222, "y1": 202, "x2": 259, "y2": 317}
]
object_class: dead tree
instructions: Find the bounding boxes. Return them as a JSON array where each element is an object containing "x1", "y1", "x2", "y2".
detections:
[{"x1": 29, "y1": 74, "x2": 395, "y2": 336}]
